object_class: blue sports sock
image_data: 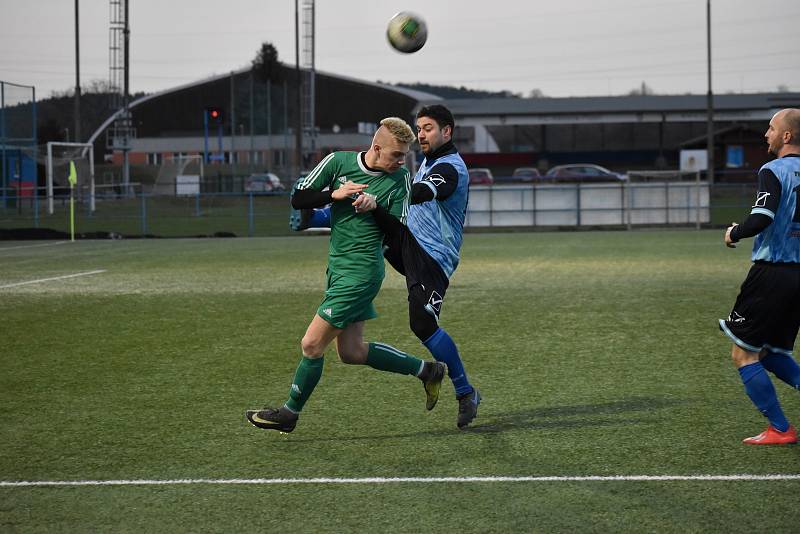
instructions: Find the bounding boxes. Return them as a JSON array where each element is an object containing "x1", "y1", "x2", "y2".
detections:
[
  {"x1": 761, "y1": 352, "x2": 800, "y2": 391},
  {"x1": 309, "y1": 207, "x2": 331, "y2": 228},
  {"x1": 423, "y1": 328, "x2": 473, "y2": 397},
  {"x1": 738, "y1": 362, "x2": 790, "y2": 432}
]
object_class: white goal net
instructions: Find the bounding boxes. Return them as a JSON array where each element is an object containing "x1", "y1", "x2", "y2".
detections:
[{"x1": 153, "y1": 155, "x2": 204, "y2": 195}]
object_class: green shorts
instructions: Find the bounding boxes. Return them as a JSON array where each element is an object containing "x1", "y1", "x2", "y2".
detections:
[{"x1": 317, "y1": 271, "x2": 382, "y2": 329}]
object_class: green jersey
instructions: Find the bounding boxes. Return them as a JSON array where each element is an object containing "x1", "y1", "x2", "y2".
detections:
[{"x1": 297, "y1": 151, "x2": 410, "y2": 282}]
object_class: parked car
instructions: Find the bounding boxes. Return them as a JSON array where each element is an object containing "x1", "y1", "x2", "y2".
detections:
[
  {"x1": 545, "y1": 164, "x2": 626, "y2": 182},
  {"x1": 511, "y1": 167, "x2": 542, "y2": 182},
  {"x1": 245, "y1": 173, "x2": 286, "y2": 193},
  {"x1": 468, "y1": 168, "x2": 494, "y2": 185}
]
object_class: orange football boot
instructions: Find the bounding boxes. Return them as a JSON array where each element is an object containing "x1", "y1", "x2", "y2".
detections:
[{"x1": 742, "y1": 425, "x2": 798, "y2": 445}]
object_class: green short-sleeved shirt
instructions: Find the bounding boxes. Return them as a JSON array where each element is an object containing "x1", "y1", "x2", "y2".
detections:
[
  {"x1": 296, "y1": 151, "x2": 410, "y2": 283},
  {"x1": 296, "y1": 151, "x2": 410, "y2": 327}
]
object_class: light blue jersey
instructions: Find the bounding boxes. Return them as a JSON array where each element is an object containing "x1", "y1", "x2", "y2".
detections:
[
  {"x1": 406, "y1": 152, "x2": 469, "y2": 277},
  {"x1": 752, "y1": 155, "x2": 800, "y2": 263}
]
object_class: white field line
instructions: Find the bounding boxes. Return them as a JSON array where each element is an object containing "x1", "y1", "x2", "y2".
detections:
[
  {"x1": 0, "y1": 269, "x2": 106, "y2": 289},
  {"x1": 0, "y1": 241, "x2": 68, "y2": 251},
  {"x1": 2, "y1": 474, "x2": 800, "y2": 488}
]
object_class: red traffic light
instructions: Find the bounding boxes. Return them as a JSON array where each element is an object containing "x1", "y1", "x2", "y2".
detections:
[{"x1": 205, "y1": 107, "x2": 224, "y2": 123}]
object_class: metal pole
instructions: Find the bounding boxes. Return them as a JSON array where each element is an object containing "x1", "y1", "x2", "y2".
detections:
[
  {"x1": 203, "y1": 109, "x2": 209, "y2": 163},
  {"x1": 0, "y1": 82, "x2": 5, "y2": 209},
  {"x1": 309, "y1": 0, "x2": 316, "y2": 157},
  {"x1": 89, "y1": 145, "x2": 95, "y2": 212},
  {"x1": 74, "y1": 0, "x2": 81, "y2": 143},
  {"x1": 249, "y1": 72, "x2": 254, "y2": 173},
  {"x1": 696, "y1": 170, "x2": 702, "y2": 229},
  {"x1": 283, "y1": 80, "x2": 289, "y2": 176},
  {"x1": 267, "y1": 81, "x2": 271, "y2": 168},
  {"x1": 46, "y1": 142, "x2": 54, "y2": 214},
  {"x1": 248, "y1": 192, "x2": 254, "y2": 237},
  {"x1": 626, "y1": 180, "x2": 632, "y2": 231},
  {"x1": 33, "y1": 85, "x2": 39, "y2": 227},
  {"x1": 122, "y1": 0, "x2": 130, "y2": 194},
  {"x1": 230, "y1": 71, "x2": 235, "y2": 174},
  {"x1": 706, "y1": 0, "x2": 715, "y2": 183},
  {"x1": 294, "y1": 0, "x2": 303, "y2": 180}
]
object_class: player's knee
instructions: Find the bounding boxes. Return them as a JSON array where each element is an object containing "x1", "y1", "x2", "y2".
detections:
[
  {"x1": 409, "y1": 303, "x2": 438, "y2": 341},
  {"x1": 301, "y1": 334, "x2": 325, "y2": 357},
  {"x1": 337, "y1": 343, "x2": 367, "y2": 365},
  {"x1": 731, "y1": 344, "x2": 759, "y2": 367}
]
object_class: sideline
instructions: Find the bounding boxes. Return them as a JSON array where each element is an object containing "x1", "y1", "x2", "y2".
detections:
[
  {"x1": 0, "y1": 269, "x2": 107, "y2": 289},
  {"x1": 0, "y1": 241, "x2": 68, "y2": 252},
  {"x1": 2, "y1": 474, "x2": 800, "y2": 487}
]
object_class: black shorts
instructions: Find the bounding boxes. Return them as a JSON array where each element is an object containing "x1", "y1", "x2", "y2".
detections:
[
  {"x1": 381, "y1": 218, "x2": 449, "y2": 320},
  {"x1": 719, "y1": 262, "x2": 800, "y2": 355}
]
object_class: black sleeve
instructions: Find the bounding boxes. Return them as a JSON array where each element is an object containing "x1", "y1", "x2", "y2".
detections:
[
  {"x1": 291, "y1": 188, "x2": 333, "y2": 209},
  {"x1": 729, "y1": 169, "x2": 782, "y2": 242},
  {"x1": 730, "y1": 214, "x2": 773, "y2": 242},
  {"x1": 410, "y1": 162, "x2": 459, "y2": 204},
  {"x1": 409, "y1": 182, "x2": 435, "y2": 204},
  {"x1": 371, "y1": 203, "x2": 403, "y2": 235}
]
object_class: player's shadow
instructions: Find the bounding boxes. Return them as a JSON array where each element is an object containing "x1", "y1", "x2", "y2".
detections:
[
  {"x1": 286, "y1": 396, "x2": 686, "y2": 443},
  {"x1": 466, "y1": 396, "x2": 686, "y2": 435}
]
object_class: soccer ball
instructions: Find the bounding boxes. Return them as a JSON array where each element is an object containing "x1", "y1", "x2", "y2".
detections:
[{"x1": 386, "y1": 12, "x2": 427, "y2": 54}]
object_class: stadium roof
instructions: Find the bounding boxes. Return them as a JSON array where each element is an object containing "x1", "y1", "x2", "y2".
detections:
[
  {"x1": 89, "y1": 65, "x2": 441, "y2": 145},
  {"x1": 433, "y1": 93, "x2": 800, "y2": 116}
]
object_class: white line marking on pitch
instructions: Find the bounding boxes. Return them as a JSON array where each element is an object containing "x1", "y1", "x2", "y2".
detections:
[
  {"x1": 2, "y1": 475, "x2": 799, "y2": 488},
  {"x1": 0, "y1": 269, "x2": 106, "y2": 289},
  {"x1": 0, "y1": 241, "x2": 68, "y2": 252}
]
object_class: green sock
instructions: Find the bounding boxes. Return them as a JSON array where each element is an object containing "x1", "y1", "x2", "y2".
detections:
[
  {"x1": 285, "y1": 355, "x2": 324, "y2": 413},
  {"x1": 366, "y1": 342, "x2": 424, "y2": 376}
]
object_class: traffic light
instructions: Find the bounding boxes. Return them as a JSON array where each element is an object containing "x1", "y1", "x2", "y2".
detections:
[{"x1": 206, "y1": 107, "x2": 224, "y2": 124}]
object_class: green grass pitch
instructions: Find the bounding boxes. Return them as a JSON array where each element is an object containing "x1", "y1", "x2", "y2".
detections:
[{"x1": 1, "y1": 230, "x2": 798, "y2": 532}]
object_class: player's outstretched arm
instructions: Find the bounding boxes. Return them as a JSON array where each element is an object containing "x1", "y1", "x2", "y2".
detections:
[
  {"x1": 331, "y1": 181, "x2": 368, "y2": 200},
  {"x1": 292, "y1": 182, "x2": 367, "y2": 209}
]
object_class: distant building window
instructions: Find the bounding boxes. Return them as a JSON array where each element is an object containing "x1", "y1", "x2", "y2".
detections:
[
  {"x1": 273, "y1": 149, "x2": 285, "y2": 167},
  {"x1": 147, "y1": 153, "x2": 163, "y2": 165}
]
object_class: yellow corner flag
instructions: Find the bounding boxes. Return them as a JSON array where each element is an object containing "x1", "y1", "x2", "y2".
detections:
[
  {"x1": 68, "y1": 161, "x2": 78, "y2": 186},
  {"x1": 68, "y1": 161, "x2": 77, "y2": 241}
]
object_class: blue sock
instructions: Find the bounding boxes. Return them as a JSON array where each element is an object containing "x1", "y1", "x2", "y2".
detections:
[
  {"x1": 308, "y1": 207, "x2": 331, "y2": 228},
  {"x1": 423, "y1": 328, "x2": 473, "y2": 397},
  {"x1": 738, "y1": 362, "x2": 790, "y2": 432},
  {"x1": 761, "y1": 352, "x2": 800, "y2": 391}
]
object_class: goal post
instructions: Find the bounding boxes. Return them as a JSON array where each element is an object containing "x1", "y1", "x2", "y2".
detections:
[
  {"x1": 46, "y1": 142, "x2": 95, "y2": 215},
  {"x1": 153, "y1": 154, "x2": 204, "y2": 195}
]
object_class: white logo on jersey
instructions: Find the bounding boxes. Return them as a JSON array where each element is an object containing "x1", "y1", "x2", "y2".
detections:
[
  {"x1": 323, "y1": 307, "x2": 333, "y2": 316},
  {"x1": 291, "y1": 384, "x2": 302, "y2": 394},
  {"x1": 337, "y1": 176, "x2": 348, "y2": 184},
  {"x1": 754, "y1": 191, "x2": 770, "y2": 208},
  {"x1": 427, "y1": 174, "x2": 446, "y2": 187},
  {"x1": 729, "y1": 310, "x2": 746, "y2": 323}
]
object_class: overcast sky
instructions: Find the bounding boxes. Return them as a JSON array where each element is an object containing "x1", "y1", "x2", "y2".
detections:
[{"x1": 2, "y1": 0, "x2": 798, "y2": 102}]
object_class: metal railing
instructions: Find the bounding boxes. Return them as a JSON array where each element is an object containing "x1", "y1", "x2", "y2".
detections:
[{"x1": 0, "y1": 183, "x2": 757, "y2": 239}]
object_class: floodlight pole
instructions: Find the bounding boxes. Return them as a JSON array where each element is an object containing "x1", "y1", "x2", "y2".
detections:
[
  {"x1": 122, "y1": 0, "x2": 131, "y2": 193},
  {"x1": 706, "y1": 0, "x2": 714, "y2": 183},
  {"x1": 294, "y1": 0, "x2": 303, "y2": 181},
  {"x1": 74, "y1": 0, "x2": 81, "y2": 143}
]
